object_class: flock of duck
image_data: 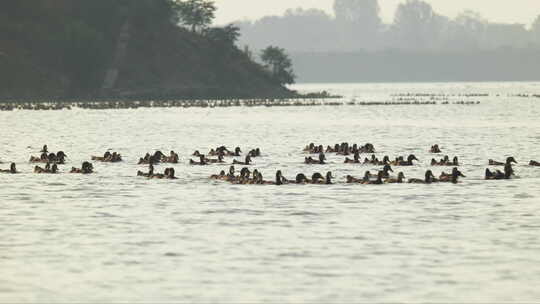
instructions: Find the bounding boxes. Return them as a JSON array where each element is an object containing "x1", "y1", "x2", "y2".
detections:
[{"x1": 1, "y1": 143, "x2": 538, "y2": 186}]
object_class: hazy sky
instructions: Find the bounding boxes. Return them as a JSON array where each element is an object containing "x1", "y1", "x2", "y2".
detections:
[{"x1": 213, "y1": 0, "x2": 540, "y2": 26}]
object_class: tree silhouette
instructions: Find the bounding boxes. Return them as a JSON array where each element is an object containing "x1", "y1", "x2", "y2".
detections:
[
  {"x1": 175, "y1": 0, "x2": 216, "y2": 33},
  {"x1": 261, "y1": 46, "x2": 295, "y2": 85},
  {"x1": 532, "y1": 15, "x2": 540, "y2": 44}
]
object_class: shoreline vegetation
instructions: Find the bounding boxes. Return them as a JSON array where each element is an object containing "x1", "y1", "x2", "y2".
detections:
[{"x1": 0, "y1": 1, "x2": 300, "y2": 101}]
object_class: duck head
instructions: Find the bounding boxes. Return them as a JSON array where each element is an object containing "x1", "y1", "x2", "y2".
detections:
[
  {"x1": 296, "y1": 173, "x2": 308, "y2": 184},
  {"x1": 397, "y1": 172, "x2": 405, "y2": 182},
  {"x1": 229, "y1": 166, "x2": 235, "y2": 176},
  {"x1": 10, "y1": 163, "x2": 16, "y2": 174},
  {"x1": 506, "y1": 157, "x2": 517, "y2": 164},
  {"x1": 235, "y1": 147, "x2": 242, "y2": 155},
  {"x1": 276, "y1": 170, "x2": 283, "y2": 185},
  {"x1": 425, "y1": 170, "x2": 435, "y2": 183},
  {"x1": 325, "y1": 171, "x2": 333, "y2": 184},
  {"x1": 383, "y1": 164, "x2": 394, "y2": 173},
  {"x1": 312, "y1": 172, "x2": 324, "y2": 182},
  {"x1": 245, "y1": 155, "x2": 252, "y2": 164},
  {"x1": 318, "y1": 153, "x2": 326, "y2": 162},
  {"x1": 408, "y1": 154, "x2": 419, "y2": 162},
  {"x1": 51, "y1": 164, "x2": 58, "y2": 173},
  {"x1": 452, "y1": 167, "x2": 466, "y2": 178},
  {"x1": 363, "y1": 171, "x2": 371, "y2": 181}
]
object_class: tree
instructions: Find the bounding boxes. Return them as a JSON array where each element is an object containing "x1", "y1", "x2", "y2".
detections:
[
  {"x1": 175, "y1": 0, "x2": 216, "y2": 33},
  {"x1": 333, "y1": 0, "x2": 381, "y2": 27},
  {"x1": 333, "y1": 0, "x2": 382, "y2": 49},
  {"x1": 532, "y1": 15, "x2": 540, "y2": 45},
  {"x1": 261, "y1": 46, "x2": 295, "y2": 85},
  {"x1": 205, "y1": 24, "x2": 240, "y2": 46},
  {"x1": 391, "y1": 0, "x2": 447, "y2": 50}
]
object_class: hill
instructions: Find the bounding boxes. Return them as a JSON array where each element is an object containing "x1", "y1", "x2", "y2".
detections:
[{"x1": 0, "y1": 0, "x2": 294, "y2": 99}]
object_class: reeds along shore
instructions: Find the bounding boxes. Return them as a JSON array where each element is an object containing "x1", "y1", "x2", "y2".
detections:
[{"x1": 0, "y1": 97, "x2": 481, "y2": 111}]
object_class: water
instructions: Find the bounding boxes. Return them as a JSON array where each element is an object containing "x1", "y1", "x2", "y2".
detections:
[{"x1": 1, "y1": 82, "x2": 540, "y2": 302}]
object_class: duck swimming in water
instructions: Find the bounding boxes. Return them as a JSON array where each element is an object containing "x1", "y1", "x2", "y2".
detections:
[
  {"x1": 225, "y1": 147, "x2": 242, "y2": 157},
  {"x1": 34, "y1": 163, "x2": 58, "y2": 174},
  {"x1": 137, "y1": 164, "x2": 154, "y2": 177},
  {"x1": 30, "y1": 151, "x2": 66, "y2": 164},
  {"x1": 489, "y1": 157, "x2": 517, "y2": 166},
  {"x1": 408, "y1": 170, "x2": 436, "y2": 184},
  {"x1": 439, "y1": 167, "x2": 466, "y2": 183},
  {"x1": 485, "y1": 163, "x2": 514, "y2": 180},
  {"x1": 430, "y1": 144, "x2": 442, "y2": 153},
  {"x1": 365, "y1": 171, "x2": 384, "y2": 185},
  {"x1": 312, "y1": 171, "x2": 333, "y2": 184},
  {"x1": 293, "y1": 173, "x2": 309, "y2": 184},
  {"x1": 380, "y1": 164, "x2": 394, "y2": 178},
  {"x1": 70, "y1": 162, "x2": 94, "y2": 174},
  {"x1": 344, "y1": 151, "x2": 361, "y2": 164},
  {"x1": 305, "y1": 153, "x2": 326, "y2": 165},
  {"x1": 0, "y1": 163, "x2": 17, "y2": 174},
  {"x1": 162, "y1": 151, "x2": 179, "y2": 163},
  {"x1": 395, "y1": 154, "x2": 419, "y2": 166},
  {"x1": 233, "y1": 155, "x2": 252, "y2": 166},
  {"x1": 190, "y1": 155, "x2": 208, "y2": 166},
  {"x1": 92, "y1": 151, "x2": 122, "y2": 163},
  {"x1": 385, "y1": 172, "x2": 405, "y2": 184}
]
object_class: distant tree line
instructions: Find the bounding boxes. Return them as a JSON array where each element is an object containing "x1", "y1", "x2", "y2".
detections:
[{"x1": 235, "y1": 0, "x2": 540, "y2": 52}]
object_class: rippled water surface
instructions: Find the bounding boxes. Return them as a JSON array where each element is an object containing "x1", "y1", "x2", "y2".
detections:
[{"x1": 1, "y1": 82, "x2": 540, "y2": 302}]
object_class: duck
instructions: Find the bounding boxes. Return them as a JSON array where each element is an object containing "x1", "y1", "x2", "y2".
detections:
[
  {"x1": 34, "y1": 163, "x2": 58, "y2": 174},
  {"x1": 365, "y1": 171, "x2": 384, "y2": 185},
  {"x1": 530, "y1": 160, "x2": 540, "y2": 166},
  {"x1": 248, "y1": 148, "x2": 261, "y2": 157},
  {"x1": 310, "y1": 172, "x2": 325, "y2": 184},
  {"x1": 40, "y1": 145, "x2": 48, "y2": 153},
  {"x1": 162, "y1": 151, "x2": 179, "y2": 163},
  {"x1": 313, "y1": 171, "x2": 333, "y2": 184},
  {"x1": 210, "y1": 170, "x2": 227, "y2": 180},
  {"x1": 293, "y1": 173, "x2": 309, "y2": 184},
  {"x1": 207, "y1": 154, "x2": 225, "y2": 163},
  {"x1": 92, "y1": 151, "x2": 122, "y2": 163},
  {"x1": 346, "y1": 175, "x2": 364, "y2": 183},
  {"x1": 305, "y1": 153, "x2": 326, "y2": 165},
  {"x1": 489, "y1": 157, "x2": 517, "y2": 166},
  {"x1": 0, "y1": 163, "x2": 17, "y2": 174},
  {"x1": 344, "y1": 151, "x2": 361, "y2": 163},
  {"x1": 190, "y1": 155, "x2": 208, "y2": 166},
  {"x1": 408, "y1": 170, "x2": 436, "y2": 184},
  {"x1": 29, "y1": 151, "x2": 66, "y2": 164},
  {"x1": 485, "y1": 163, "x2": 514, "y2": 180},
  {"x1": 226, "y1": 147, "x2": 242, "y2": 157},
  {"x1": 430, "y1": 144, "x2": 442, "y2": 153},
  {"x1": 137, "y1": 164, "x2": 154, "y2": 177},
  {"x1": 380, "y1": 164, "x2": 394, "y2": 178},
  {"x1": 375, "y1": 156, "x2": 390, "y2": 166},
  {"x1": 439, "y1": 167, "x2": 465, "y2": 183},
  {"x1": 396, "y1": 154, "x2": 419, "y2": 166},
  {"x1": 233, "y1": 155, "x2": 252, "y2": 166},
  {"x1": 70, "y1": 162, "x2": 94, "y2": 174},
  {"x1": 164, "y1": 168, "x2": 178, "y2": 179},
  {"x1": 385, "y1": 172, "x2": 405, "y2": 183},
  {"x1": 304, "y1": 143, "x2": 316, "y2": 152}
]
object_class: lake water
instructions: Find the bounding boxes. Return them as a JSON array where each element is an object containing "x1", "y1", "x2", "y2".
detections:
[{"x1": 1, "y1": 82, "x2": 540, "y2": 302}]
